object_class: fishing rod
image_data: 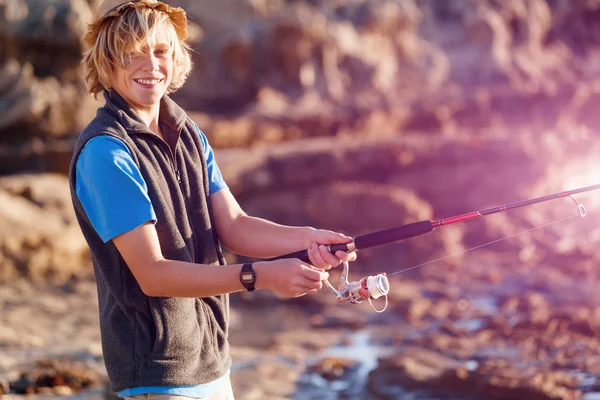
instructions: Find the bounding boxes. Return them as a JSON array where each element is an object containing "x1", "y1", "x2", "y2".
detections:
[{"x1": 271, "y1": 183, "x2": 600, "y2": 312}]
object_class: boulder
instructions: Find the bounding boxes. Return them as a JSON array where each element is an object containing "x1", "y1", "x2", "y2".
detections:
[{"x1": 0, "y1": 173, "x2": 91, "y2": 284}]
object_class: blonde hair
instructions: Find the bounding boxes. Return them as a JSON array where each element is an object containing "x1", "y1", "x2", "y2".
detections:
[{"x1": 82, "y1": 6, "x2": 192, "y2": 97}]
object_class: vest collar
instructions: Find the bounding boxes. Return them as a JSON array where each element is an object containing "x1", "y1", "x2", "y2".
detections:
[{"x1": 103, "y1": 90, "x2": 188, "y2": 135}]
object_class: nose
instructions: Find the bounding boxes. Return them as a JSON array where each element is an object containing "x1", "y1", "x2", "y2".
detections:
[{"x1": 140, "y1": 52, "x2": 159, "y2": 72}]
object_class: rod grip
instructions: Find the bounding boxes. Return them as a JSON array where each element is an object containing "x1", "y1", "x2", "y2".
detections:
[
  {"x1": 269, "y1": 249, "x2": 310, "y2": 263},
  {"x1": 354, "y1": 220, "x2": 434, "y2": 250},
  {"x1": 268, "y1": 242, "x2": 353, "y2": 263},
  {"x1": 267, "y1": 220, "x2": 433, "y2": 261}
]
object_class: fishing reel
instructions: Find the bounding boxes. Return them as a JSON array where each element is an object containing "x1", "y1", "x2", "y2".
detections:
[{"x1": 324, "y1": 261, "x2": 390, "y2": 313}]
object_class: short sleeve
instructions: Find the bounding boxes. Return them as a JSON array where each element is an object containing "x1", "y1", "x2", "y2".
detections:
[
  {"x1": 75, "y1": 136, "x2": 157, "y2": 243},
  {"x1": 193, "y1": 122, "x2": 228, "y2": 195}
]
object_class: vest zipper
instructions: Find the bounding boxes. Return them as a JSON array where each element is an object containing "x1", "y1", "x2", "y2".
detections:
[{"x1": 150, "y1": 135, "x2": 198, "y2": 261}]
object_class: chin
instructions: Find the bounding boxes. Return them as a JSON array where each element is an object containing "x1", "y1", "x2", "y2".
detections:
[{"x1": 137, "y1": 95, "x2": 162, "y2": 106}]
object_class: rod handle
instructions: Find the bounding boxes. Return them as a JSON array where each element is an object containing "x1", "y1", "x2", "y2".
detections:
[
  {"x1": 269, "y1": 249, "x2": 310, "y2": 263},
  {"x1": 268, "y1": 243, "x2": 353, "y2": 263},
  {"x1": 268, "y1": 220, "x2": 433, "y2": 262},
  {"x1": 354, "y1": 220, "x2": 434, "y2": 250}
]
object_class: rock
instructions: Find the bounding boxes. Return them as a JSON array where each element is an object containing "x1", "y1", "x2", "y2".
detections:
[
  {"x1": 0, "y1": 173, "x2": 91, "y2": 284},
  {"x1": 0, "y1": 0, "x2": 92, "y2": 75},
  {"x1": 9, "y1": 358, "x2": 98, "y2": 395},
  {"x1": 0, "y1": 0, "x2": 100, "y2": 174},
  {"x1": 0, "y1": 59, "x2": 88, "y2": 139},
  {"x1": 368, "y1": 347, "x2": 582, "y2": 400},
  {"x1": 307, "y1": 356, "x2": 360, "y2": 381},
  {"x1": 546, "y1": 0, "x2": 600, "y2": 57}
]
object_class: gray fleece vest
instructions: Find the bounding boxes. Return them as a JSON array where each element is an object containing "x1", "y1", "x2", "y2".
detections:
[{"x1": 68, "y1": 91, "x2": 230, "y2": 392}]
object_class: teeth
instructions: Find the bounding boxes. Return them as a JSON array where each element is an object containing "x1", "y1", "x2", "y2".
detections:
[{"x1": 135, "y1": 79, "x2": 161, "y2": 85}]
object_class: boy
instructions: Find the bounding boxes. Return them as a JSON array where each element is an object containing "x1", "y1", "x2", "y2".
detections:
[{"x1": 69, "y1": 1, "x2": 356, "y2": 399}]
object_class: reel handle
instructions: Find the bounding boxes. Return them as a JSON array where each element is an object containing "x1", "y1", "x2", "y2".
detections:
[{"x1": 324, "y1": 261, "x2": 351, "y2": 299}]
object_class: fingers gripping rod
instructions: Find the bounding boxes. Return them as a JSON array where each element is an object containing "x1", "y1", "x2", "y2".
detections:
[{"x1": 325, "y1": 261, "x2": 390, "y2": 313}]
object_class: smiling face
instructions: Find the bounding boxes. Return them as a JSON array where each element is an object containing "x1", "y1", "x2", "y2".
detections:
[
  {"x1": 82, "y1": 6, "x2": 192, "y2": 103},
  {"x1": 111, "y1": 26, "x2": 174, "y2": 115}
]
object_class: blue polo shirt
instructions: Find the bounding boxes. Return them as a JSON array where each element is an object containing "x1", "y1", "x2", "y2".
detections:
[
  {"x1": 75, "y1": 125, "x2": 230, "y2": 398},
  {"x1": 75, "y1": 125, "x2": 227, "y2": 242}
]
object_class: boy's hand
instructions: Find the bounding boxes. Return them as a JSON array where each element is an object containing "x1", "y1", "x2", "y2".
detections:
[
  {"x1": 253, "y1": 259, "x2": 329, "y2": 298},
  {"x1": 306, "y1": 229, "x2": 357, "y2": 270}
]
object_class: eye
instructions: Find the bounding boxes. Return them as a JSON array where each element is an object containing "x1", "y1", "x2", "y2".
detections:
[
  {"x1": 127, "y1": 51, "x2": 144, "y2": 59},
  {"x1": 155, "y1": 48, "x2": 170, "y2": 56}
]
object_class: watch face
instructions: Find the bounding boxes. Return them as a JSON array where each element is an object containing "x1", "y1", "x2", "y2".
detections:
[{"x1": 241, "y1": 272, "x2": 254, "y2": 282}]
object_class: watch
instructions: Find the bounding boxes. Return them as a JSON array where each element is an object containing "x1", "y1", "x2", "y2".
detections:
[{"x1": 240, "y1": 263, "x2": 256, "y2": 292}]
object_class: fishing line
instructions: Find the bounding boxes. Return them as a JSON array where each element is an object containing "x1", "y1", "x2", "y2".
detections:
[
  {"x1": 386, "y1": 212, "x2": 581, "y2": 277},
  {"x1": 269, "y1": 184, "x2": 600, "y2": 311}
]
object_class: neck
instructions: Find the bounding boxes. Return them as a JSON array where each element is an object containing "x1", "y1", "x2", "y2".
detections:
[{"x1": 137, "y1": 104, "x2": 161, "y2": 136}]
